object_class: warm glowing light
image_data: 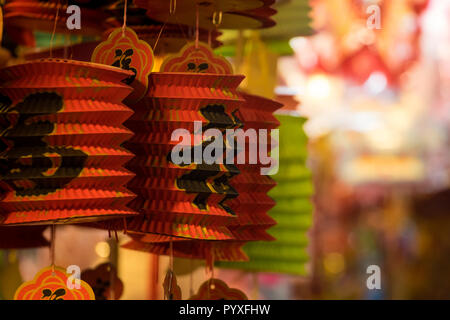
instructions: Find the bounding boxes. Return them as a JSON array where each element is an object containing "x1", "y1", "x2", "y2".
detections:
[
  {"x1": 306, "y1": 74, "x2": 331, "y2": 100},
  {"x1": 95, "y1": 241, "x2": 110, "y2": 258}
]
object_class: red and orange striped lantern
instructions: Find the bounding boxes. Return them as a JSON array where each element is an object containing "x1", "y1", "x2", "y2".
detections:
[
  {"x1": 0, "y1": 59, "x2": 137, "y2": 225},
  {"x1": 90, "y1": 42, "x2": 246, "y2": 261},
  {"x1": 0, "y1": 226, "x2": 49, "y2": 249},
  {"x1": 107, "y1": 70, "x2": 245, "y2": 242}
]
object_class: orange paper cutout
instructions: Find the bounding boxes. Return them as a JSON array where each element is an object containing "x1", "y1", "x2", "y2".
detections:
[
  {"x1": 190, "y1": 278, "x2": 248, "y2": 300},
  {"x1": 14, "y1": 266, "x2": 95, "y2": 300},
  {"x1": 91, "y1": 27, "x2": 154, "y2": 103},
  {"x1": 160, "y1": 42, "x2": 233, "y2": 74}
]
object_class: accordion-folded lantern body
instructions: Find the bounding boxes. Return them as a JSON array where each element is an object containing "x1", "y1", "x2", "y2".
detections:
[
  {"x1": 96, "y1": 71, "x2": 245, "y2": 245},
  {"x1": 0, "y1": 59, "x2": 137, "y2": 225},
  {"x1": 122, "y1": 92, "x2": 283, "y2": 261}
]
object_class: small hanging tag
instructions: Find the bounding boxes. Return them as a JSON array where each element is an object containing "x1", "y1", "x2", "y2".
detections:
[
  {"x1": 189, "y1": 278, "x2": 248, "y2": 300},
  {"x1": 81, "y1": 263, "x2": 123, "y2": 300},
  {"x1": 163, "y1": 269, "x2": 182, "y2": 300},
  {"x1": 14, "y1": 266, "x2": 95, "y2": 300},
  {"x1": 160, "y1": 42, "x2": 233, "y2": 74},
  {"x1": 91, "y1": 27, "x2": 154, "y2": 103}
]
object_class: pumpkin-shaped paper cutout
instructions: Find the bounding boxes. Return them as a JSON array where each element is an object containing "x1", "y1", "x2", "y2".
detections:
[
  {"x1": 163, "y1": 270, "x2": 182, "y2": 300},
  {"x1": 160, "y1": 42, "x2": 233, "y2": 74},
  {"x1": 91, "y1": 27, "x2": 154, "y2": 103},
  {"x1": 81, "y1": 263, "x2": 123, "y2": 300},
  {"x1": 14, "y1": 266, "x2": 95, "y2": 300},
  {"x1": 190, "y1": 278, "x2": 247, "y2": 300}
]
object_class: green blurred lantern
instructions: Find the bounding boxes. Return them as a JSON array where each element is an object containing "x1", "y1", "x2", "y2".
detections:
[{"x1": 217, "y1": 114, "x2": 314, "y2": 275}]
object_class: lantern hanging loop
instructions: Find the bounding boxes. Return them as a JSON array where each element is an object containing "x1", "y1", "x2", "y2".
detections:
[
  {"x1": 170, "y1": 0, "x2": 177, "y2": 15},
  {"x1": 212, "y1": 11, "x2": 223, "y2": 27}
]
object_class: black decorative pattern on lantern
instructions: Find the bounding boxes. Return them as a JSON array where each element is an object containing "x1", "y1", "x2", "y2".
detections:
[
  {"x1": 41, "y1": 288, "x2": 66, "y2": 300},
  {"x1": 168, "y1": 104, "x2": 242, "y2": 215},
  {"x1": 113, "y1": 48, "x2": 137, "y2": 85},
  {"x1": 0, "y1": 92, "x2": 87, "y2": 197},
  {"x1": 187, "y1": 62, "x2": 209, "y2": 73}
]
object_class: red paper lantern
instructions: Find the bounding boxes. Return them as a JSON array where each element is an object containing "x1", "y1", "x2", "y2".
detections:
[
  {"x1": 120, "y1": 93, "x2": 282, "y2": 263},
  {"x1": 96, "y1": 71, "x2": 245, "y2": 243},
  {"x1": 0, "y1": 59, "x2": 137, "y2": 225},
  {"x1": 135, "y1": 0, "x2": 276, "y2": 30}
]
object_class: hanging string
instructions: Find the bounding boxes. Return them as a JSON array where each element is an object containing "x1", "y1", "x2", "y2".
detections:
[
  {"x1": 62, "y1": 0, "x2": 70, "y2": 59},
  {"x1": 123, "y1": 217, "x2": 127, "y2": 234},
  {"x1": 49, "y1": 0, "x2": 62, "y2": 58},
  {"x1": 195, "y1": 4, "x2": 200, "y2": 49},
  {"x1": 152, "y1": 20, "x2": 167, "y2": 52},
  {"x1": 122, "y1": 0, "x2": 128, "y2": 37},
  {"x1": 50, "y1": 224, "x2": 56, "y2": 275},
  {"x1": 108, "y1": 263, "x2": 116, "y2": 300},
  {"x1": 174, "y1": 15, "x2": 191, "y2": 45}
]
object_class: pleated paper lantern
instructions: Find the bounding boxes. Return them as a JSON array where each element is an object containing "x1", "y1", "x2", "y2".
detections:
[
  {"x1": 0, "y1": 59, "x2": 137, "y2": 225},
  {"x1": 217, "y1": 114, "x2": 314, "y2": 274}
]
